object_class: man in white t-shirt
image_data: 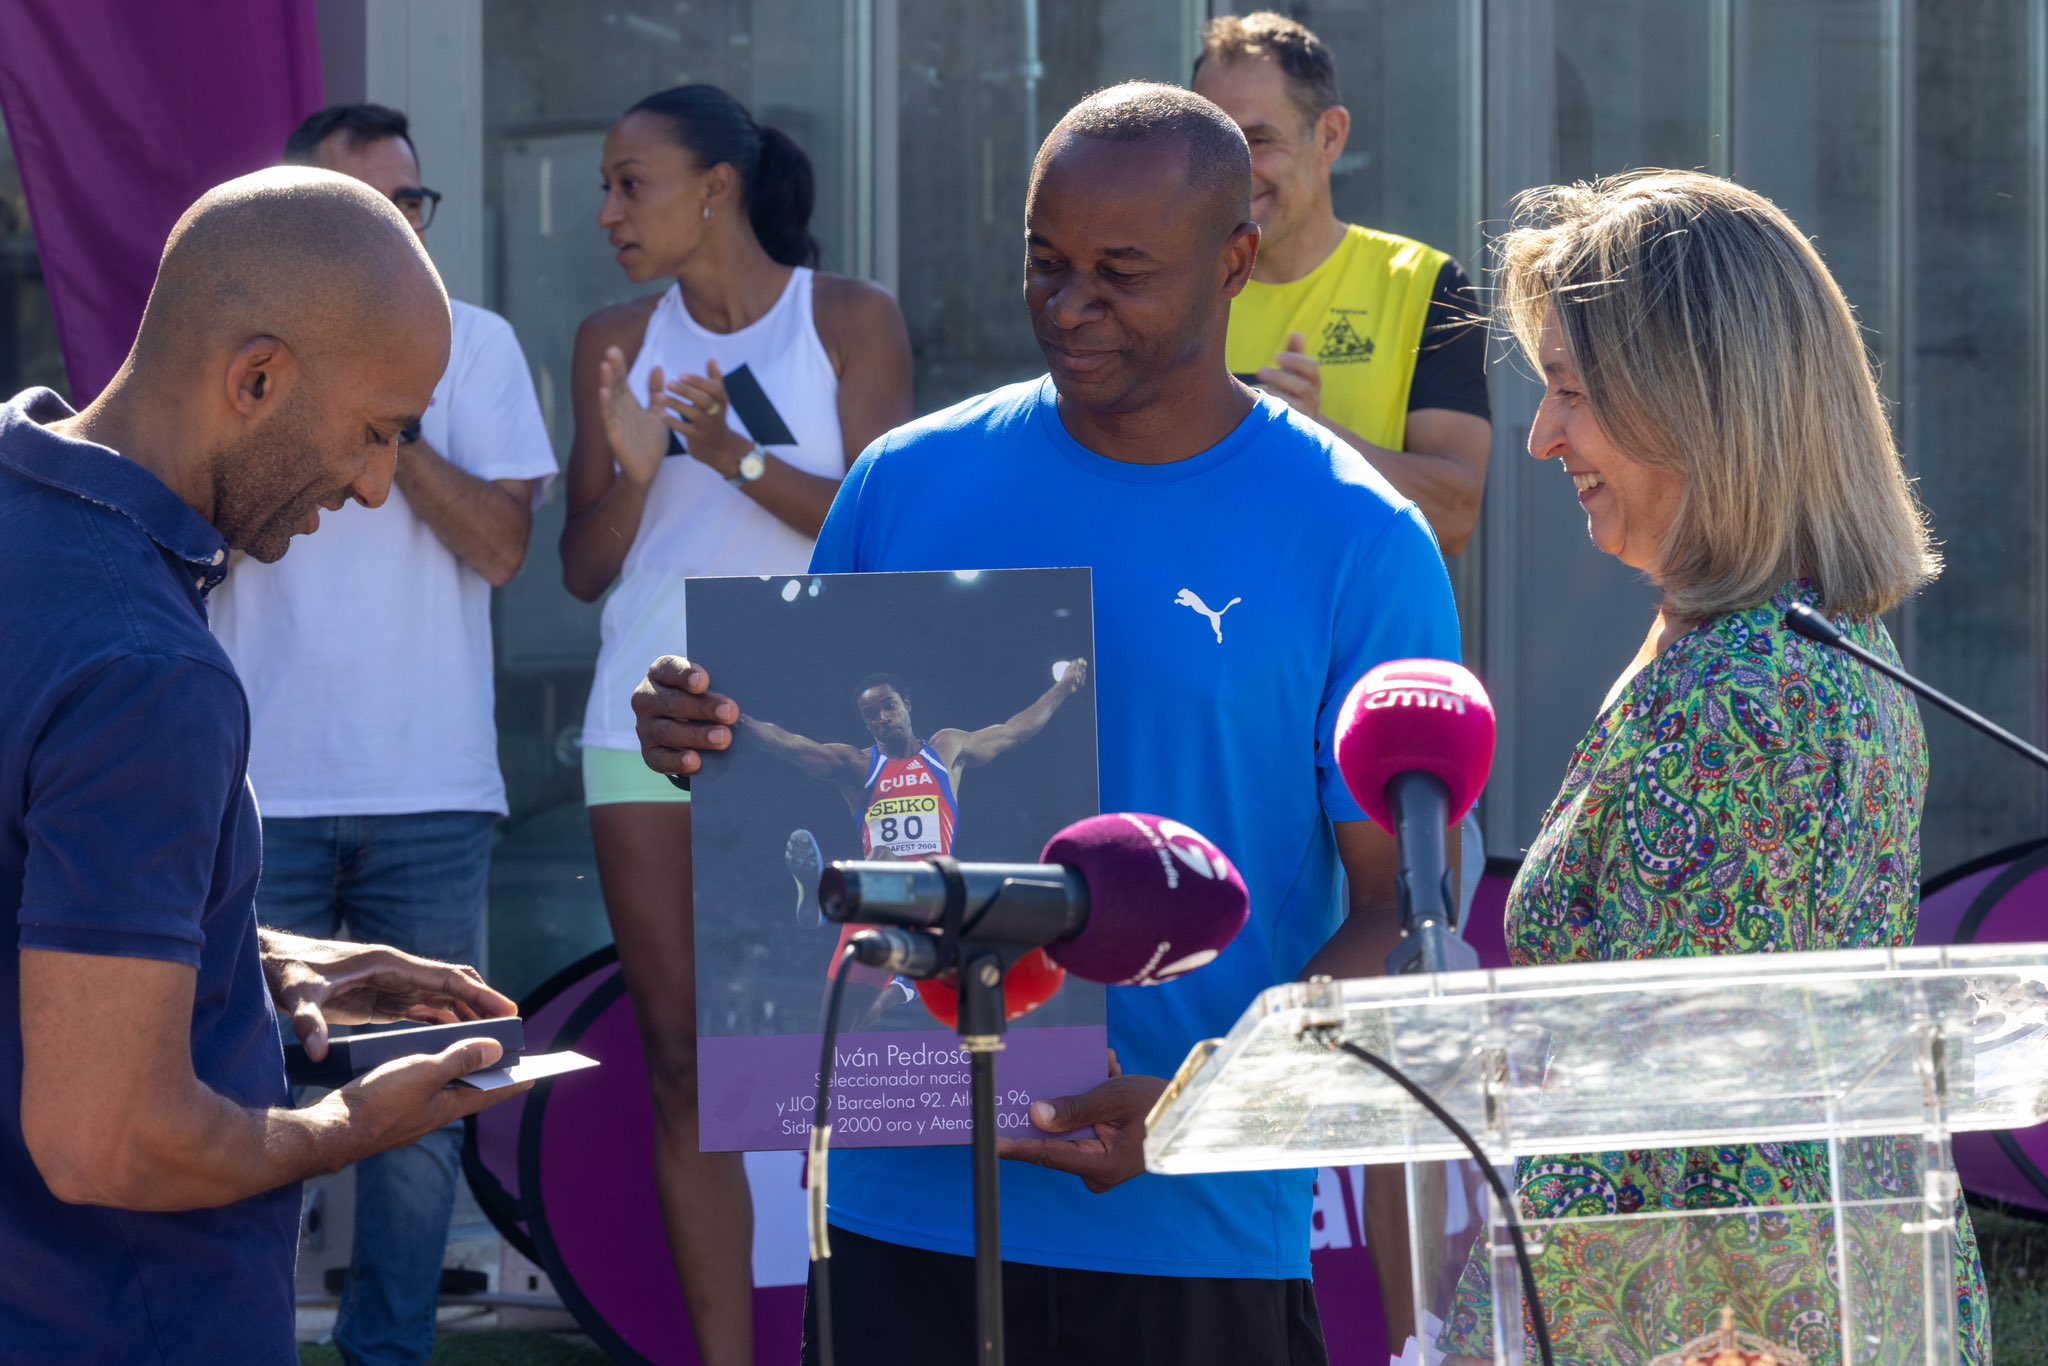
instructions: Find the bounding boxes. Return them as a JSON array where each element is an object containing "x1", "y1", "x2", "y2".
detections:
[{"x1": 209, "y1": 104, "x2": 558, "y2": 1366}]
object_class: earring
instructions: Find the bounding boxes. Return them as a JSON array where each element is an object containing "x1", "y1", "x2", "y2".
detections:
[{"x1": 702, "y1": 204, "x2": 712, "y2": 222}]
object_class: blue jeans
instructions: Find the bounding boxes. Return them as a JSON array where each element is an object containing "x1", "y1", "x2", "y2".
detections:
[{"x1": 259, "y1": 811, "x2": 496, "y2": 1366}]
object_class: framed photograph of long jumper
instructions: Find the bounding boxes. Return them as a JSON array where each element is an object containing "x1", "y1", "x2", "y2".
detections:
[{"x1": 686, "y1": 568, "x2": 1103, "y2": 1151}]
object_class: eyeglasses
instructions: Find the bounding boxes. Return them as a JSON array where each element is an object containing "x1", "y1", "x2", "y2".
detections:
[{"x1": 391, "y1": 187, "x2": 443, "y2": 230}]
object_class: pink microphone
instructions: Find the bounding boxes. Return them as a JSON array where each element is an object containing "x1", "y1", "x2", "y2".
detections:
[{"x1": 1334, "y1": 659, "x2": 1496, "y2": 973}]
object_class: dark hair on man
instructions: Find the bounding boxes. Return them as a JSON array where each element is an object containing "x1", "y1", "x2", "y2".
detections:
[
  {"x1": 1039, "y1": 82, "x2": 1251, "y2": 238},
  {"x1": 1194, "y1": 11, "x2": 1342, "y2": 127},
  {"x1": 853, "y1": 674, "x2": 909, "y2": 707},
  {"x1": 283, "y1": 103, "x2": 417, "y2": 167},
  {"x1": 626, "y1": 85, "x2": 820, "y2": 269}
]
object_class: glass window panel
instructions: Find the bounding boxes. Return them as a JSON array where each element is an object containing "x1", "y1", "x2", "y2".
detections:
[
  {"x1": 0, "y1": 110, "x2": 66, "y2": 400},
  {"x1": 480, "y1": 1, "x2": 861, "y2": 992},
  {"x1": 893, "y1": 0, "x2": 1190, "y2": 409},
  {"x1": 461, "y1": 0, "x2": 2048, "y2": 910},
  {"x1": 1901, "y1": 0, "x2": 2047, "y2": 870},
  {"x1": 1732, "y1": 0, "x2": 1893, "y2": 356},
  {"x1": 1493, "y1": 0, "x2": 1722, "y2": 853},
  {"x1": 1552, "y1": 0, "x2": 1715, "y2": 183},
  {"x1": 1272, "y1": 1, "x2": 1481, "y2": 270}
]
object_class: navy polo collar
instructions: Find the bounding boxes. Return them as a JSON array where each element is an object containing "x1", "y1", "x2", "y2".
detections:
[{"x1": 0, "y1": 388, "x2": 230, "y2": 594}]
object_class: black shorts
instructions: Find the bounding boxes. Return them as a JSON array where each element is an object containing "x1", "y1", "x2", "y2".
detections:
[{"x1": 801, "y1": 1226, "x2": 1329, "y2": 1366}]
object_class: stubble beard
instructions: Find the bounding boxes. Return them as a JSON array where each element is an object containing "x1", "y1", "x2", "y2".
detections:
[{"x1": 210, "y1": 390, "x2": 326, "y2": 564}]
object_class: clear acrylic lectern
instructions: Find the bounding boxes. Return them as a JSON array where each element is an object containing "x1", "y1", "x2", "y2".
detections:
[{"x1": 1145, "y1": 944, "x2": 2048, "y2": 1365}]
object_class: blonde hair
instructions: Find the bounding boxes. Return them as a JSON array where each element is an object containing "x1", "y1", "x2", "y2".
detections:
[{"x1": 1497, "y1": 169, "x2": 1938, "y2": 620}]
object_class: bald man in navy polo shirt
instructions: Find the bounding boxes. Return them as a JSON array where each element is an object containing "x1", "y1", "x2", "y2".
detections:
[{"x1": 0, "y1": 170, "x2": 529, "y2": 1363}]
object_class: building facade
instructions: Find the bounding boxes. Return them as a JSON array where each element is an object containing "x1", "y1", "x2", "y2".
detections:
[{"x1": 4, "y1": 0, "x2": 2042, "y2": 989}]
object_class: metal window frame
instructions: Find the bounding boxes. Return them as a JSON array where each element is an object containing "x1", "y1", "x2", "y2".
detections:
[
  {"x1": 363, "y1": 0, "x2": 487, "y2": 307},
  {"x1": 1477, "y1": 0, "x2": 1555, "y2": 857},
  {"x1": 410, "y1": 0, "x2": 2048, "y2": 856}
]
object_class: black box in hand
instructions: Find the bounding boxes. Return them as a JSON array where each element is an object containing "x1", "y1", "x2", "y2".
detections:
[{"x1": 284, "y1": 1017, "x2": 525, "y2": 1088}]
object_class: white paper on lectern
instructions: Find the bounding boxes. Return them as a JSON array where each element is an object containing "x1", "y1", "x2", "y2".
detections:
[
  {"x1": 454, "y1": 1050, "x2": 600, "y2": 1090},
  {"x1": 1391, "y1": 1311, "x2": 1448, "y2": 1366}
]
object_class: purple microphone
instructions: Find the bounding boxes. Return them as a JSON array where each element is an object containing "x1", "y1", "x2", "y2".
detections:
[
  {"x1": 820, "y1": 812, "x2": 1249, "y2": 989},
  {"x1": 1039, "y1": 813, "x2": 1248, "y2": 987}
]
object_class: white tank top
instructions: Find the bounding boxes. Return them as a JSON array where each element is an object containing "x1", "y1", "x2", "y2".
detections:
[{"x1": 582, "y1": 268, "x2": 844, "y2": 749}]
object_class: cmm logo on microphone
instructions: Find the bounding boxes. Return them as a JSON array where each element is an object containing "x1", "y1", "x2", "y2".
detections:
[
  {"x1": 1157, "y1": 818, "x2": 1231, "y2": 883},
  {"x1": 1118, "y1": 941, "x2": 1222, "y2": 987},
  {"x1": 1363, "y1": 686, "x2": 1467, "y2": 714},
  {"x1": 1118, "y1": 813, "x2": 1232, "y2": 890}
]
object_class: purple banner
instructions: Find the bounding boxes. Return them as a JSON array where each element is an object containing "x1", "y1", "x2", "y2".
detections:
[
  {"x1": 700, "y1": 1026, "x2": 1107, "y2": 1151},
  {"x1": 0, "y1": 0, "x2": 324, "y2": 400}
]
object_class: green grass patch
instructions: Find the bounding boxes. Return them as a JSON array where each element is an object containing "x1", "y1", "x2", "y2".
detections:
[
  {"x1": 1980, "y1": 1201, "x2": 2048, "y2": 1363},
  {"x1": 299, "y1": 1330, "x2": 606, "y2": 1365}
]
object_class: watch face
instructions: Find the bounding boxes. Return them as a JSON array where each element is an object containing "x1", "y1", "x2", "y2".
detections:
[{"x1": 740, "y1": 449, "x2": 767, "y2": 481}]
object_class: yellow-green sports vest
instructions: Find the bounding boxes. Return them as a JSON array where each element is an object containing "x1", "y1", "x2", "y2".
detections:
[{"x1": 1227, "y1": 223, "x2": 1449, "y2": 452}]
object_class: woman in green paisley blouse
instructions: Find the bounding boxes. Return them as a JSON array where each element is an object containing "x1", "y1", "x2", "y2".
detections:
[{"x1": 1439, "y1": 170, "x2": 1986, "y2": 1365}]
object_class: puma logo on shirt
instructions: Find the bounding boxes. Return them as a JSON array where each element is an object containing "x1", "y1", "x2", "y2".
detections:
[{"x1": 1174, "y1": 588, "x2": 1242, "y2": 643}]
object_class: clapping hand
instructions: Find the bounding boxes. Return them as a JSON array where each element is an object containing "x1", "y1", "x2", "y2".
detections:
[
  {"x1": 598, "y1": 345, "x2": 671, "y2": 487},
  {"x1": 665, "y1": 360, "x2": 752, "y2": 479},
  {"x1": 1253, "y1": 331, "x2": 1323, "y2": 420}
]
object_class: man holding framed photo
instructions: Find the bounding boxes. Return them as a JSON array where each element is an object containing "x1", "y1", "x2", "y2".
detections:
[{"x1": 634, "y1": 83, "x2": 1459, "y2": 1366}]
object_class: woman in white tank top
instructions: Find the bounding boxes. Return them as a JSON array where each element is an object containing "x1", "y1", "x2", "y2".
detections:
[{"x1": 560, "y1": 85, "x2": 912, "y2": 1366}]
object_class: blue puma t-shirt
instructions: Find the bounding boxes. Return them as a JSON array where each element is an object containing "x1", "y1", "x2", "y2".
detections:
[{"x1": 815, "y1": 378, "x2": 1460, "y2": 1279}]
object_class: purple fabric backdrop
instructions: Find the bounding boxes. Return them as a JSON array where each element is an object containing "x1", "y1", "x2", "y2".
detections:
[{"x1": 0, "y1": 0, "x2": 324, "y2": 400}]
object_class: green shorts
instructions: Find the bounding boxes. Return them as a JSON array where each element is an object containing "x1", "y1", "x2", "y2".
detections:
[{"x1": 581, "y1": 745, "x2": 691, "y2": 807}]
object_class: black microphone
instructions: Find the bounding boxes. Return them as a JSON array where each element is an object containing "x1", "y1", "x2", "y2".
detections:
[
  {"x1": 844, "y1": 926, "x2": 945, "y2": 978},
  {"x1": 1783, "y1": 602, "x2": 2048, "y2": 773},
  {"x1": 821, "y1": 861, "x2": 1087, "y2": 947}
]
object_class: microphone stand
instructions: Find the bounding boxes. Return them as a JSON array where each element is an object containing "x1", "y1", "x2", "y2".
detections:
[
  {"x1": 924, "y1": 856, "x2": 1028, "y2": 1366},
  {"x1": 833, "y1": 858, "x2": 1084, "y2": 1366},
  {"x1": 957, "y1": 944, "x2": 1011, "y2": 1366},
  {"x1": 1384, "y1": 771, "x2": 1459, "y2": 976},
  {"x1": 1784, "y1": 603, "x2": 2048, "y2": 774}
]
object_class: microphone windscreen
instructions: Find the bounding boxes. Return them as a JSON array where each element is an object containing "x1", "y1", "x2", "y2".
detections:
[
  {"x1": 1040, "y1": 813, "x2": 1249, "y2": 987},
  {"x1": 1335, "y1": 659, "x2": 1495, "y2": 829},
  {"x1": 914, "y1": 948, "x2": 1067, "y2": 1028}
]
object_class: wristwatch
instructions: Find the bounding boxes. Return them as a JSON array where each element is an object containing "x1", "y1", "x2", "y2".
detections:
[{"x1": 728, "y1": 443, "x2": 768, "y2": 487}]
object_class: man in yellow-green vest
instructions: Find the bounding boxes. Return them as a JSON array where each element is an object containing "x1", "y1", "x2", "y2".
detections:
[{"x1": 1196, "y1": 11, "x2": 1492, "y2": 558}]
